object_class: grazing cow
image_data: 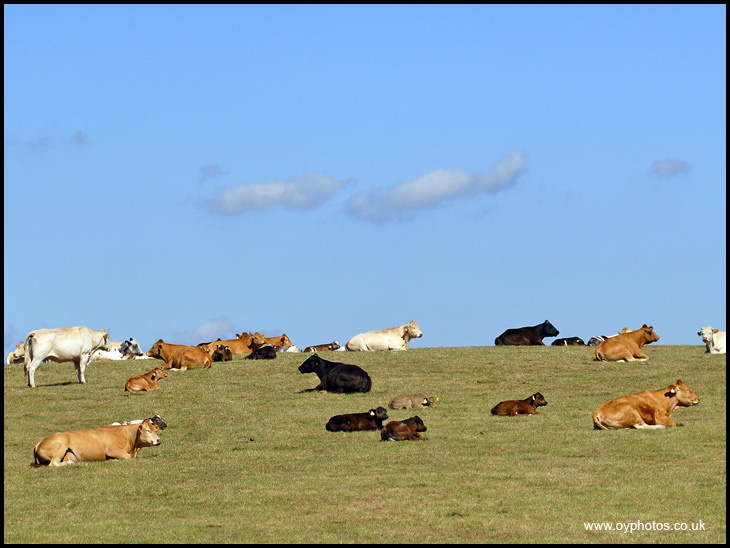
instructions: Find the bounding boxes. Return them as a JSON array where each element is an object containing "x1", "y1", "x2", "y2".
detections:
[
  {"x1": 551, "y1": 337, "x2": 585, "y2": 346},
  {"x1": 326, "y1": 407, "x2": 389, "y2": 432},
  {"x1": 594, "y1": 324, "x2": 659, "y2": 362},
  {"x1": 388, "y1": 394, "x2": 439, "y2": 409},
  {"x1": 380, "y1": 416, "x2": 428, "y2": 441},
  {"x1": 491, "y1": 392, "x2": 548, "y2": 416},
  {"x1": 124, "y1": 367, "x2": 168, "y2": 392},
  {"x1": 698, "y1": 326, "x2": 726, "y2": 354},
  {"x1": 146, "y1": 339, "x2": 212, "y2": 370},
  {"x1": 494, "y1": 320, "x2": 559, "y2": 346},
  {"x1": 247, "y1": 345, "x2": 277, "y2": 360},
  {"x1": 6, "y1": 341, "x2": 27, "y2": 365},
  {"x1": 304, "y1": 341, "x2": 341, "y2": 352},
  {"x1": 346, "y1": 321, "x2": 423, "y2": 351},
  {"x1": 593, "y1": 379, "x2": 699, "y2": 430},
  {"x1": 24, "y1": 326, "x2": 110, "y2": 388},
  {"x1": 298, "y1": 354, "x2": 372, "y2": 393},
  {"x1": 109, "y1": 415, "x2": 168, "y2": 430},
  {"x1": 212, "y1": 344, "x2": 233, "y2": 362},
  {"x1": 33, "y1": 418, "x2": 162, "y2": 467}
]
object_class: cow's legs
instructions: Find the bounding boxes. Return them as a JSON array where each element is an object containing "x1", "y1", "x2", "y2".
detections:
[{"x1": 76, "y1": 356, "x2": 90, "y2": 384}]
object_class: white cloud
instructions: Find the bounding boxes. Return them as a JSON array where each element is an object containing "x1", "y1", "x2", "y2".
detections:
[
  {"x1": 173, "y1": 318, "x2": 237, "y2": 346},
  {"x1": 199, "y1": 163, "x2": 226, "y2": 182},
  {"x1": 205, "y1": 172, "x2": 352, "y2": 214},
  {"x1": 346, "y1": 151, "x2": 527, "y2": 222},
  {"x1": 652, "y1": 159, "x2": 691, "y2": 178}
]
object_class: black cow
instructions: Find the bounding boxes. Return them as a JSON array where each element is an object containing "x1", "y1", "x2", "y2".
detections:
[
  {"x1": 247, "y1": 345, "x2": 276, "y2": 360},
  {"x1": 551, "y1": 337, "x2": 585, "y2": 346},
  {"x1": 587, "y1": 336, "x2": 609, "y2": 346},
  {"x1": 326, "y1": 407, "x2": 388, "y2": 432},
  {"x1": 298, "y1": 354, "x2": 372, "y2": 393},
  {"x1": 494, "y1": 320, "x2": 559, "y2": 346},
  {"x1": 212, "y1": 344, "x2": 233, "y2": 362}
]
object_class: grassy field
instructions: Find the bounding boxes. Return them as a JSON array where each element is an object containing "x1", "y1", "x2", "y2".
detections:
[{"x1": 3, "y1": 345, "x2": 726, "y2": 543}]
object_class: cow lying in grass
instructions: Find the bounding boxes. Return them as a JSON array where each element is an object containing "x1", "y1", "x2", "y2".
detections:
[
  {"x1": 388, "y1": 394, "x2": 438, "y2": 409},
  {"x1": 124, "y1": 367, "x2": 168, "y2": 392},
  {"x1": 594, "y1": 324, "x2": 659, "y2": 362},
  {"x1": 298, "y1": 354, "x2": 371, "y2": 393},
  {"x1": 326, "y1": 407, "x2": 388, "y2": 432},
  {"x1": 380, "y1": 416, "x2": 428, "y2": 441},
  {"x1": 491, "y1": 392, "x2": 548, "y2": 416}
]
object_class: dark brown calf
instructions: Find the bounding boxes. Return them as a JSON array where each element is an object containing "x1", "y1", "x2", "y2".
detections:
[
  {"x1": 491, "y1": 392, "x2": 548, "y2": 416},
  {"x1": 212, "y1": 344, "x2": 233, "y2": 362},
  {"x1": 326, "y1": 407, "x2": 388, "y2": 432},
  {"x1": 380, "y1": 416, "x2": 428, "y2": 441}
]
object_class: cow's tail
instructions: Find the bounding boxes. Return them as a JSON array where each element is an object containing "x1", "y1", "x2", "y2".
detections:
[
  {"x1": 33, "y1": 442, "x2": 42, "y2": 465},
  {"x1": 595, "y1": 349, "x2": 606, "y2": 362},
  {"x1": 592, "y1": 410, "x2": 609, "y2": 430}
]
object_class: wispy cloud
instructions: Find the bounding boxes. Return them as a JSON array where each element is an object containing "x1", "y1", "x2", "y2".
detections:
[
  {"x1": 199, "y1": 163, "x2": 226, "y2": 182},
  {"x1": 652, "y1": 159, "x2": 691, "y2": 178},
  {"x1": 173, "y1": 318, "x2": 237, "y2": 346},
  {"x1": 346, "y1": 151, "x2": 527, "y2": 222},
  {"x1": 205, "y1": 172, "x2": 352, "y2": 215}
]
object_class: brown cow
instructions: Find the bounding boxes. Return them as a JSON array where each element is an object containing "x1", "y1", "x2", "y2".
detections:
[
  {"x1": 33, "y1": 418, "x2": 162, "y2": 466},
  {"x1": 594, "y1": 324, "x2": 660, "y2": 362},
  {"x1": 146, "y1": 339, "x2": 212, "y2": 370},
  {"x1": 593, "y1": 379, "x2": 699, "y2": 430},
  {"x1": 326, "y1": 407, "x2": 389, "y2": 432},
  {"x1": 388, "y1": 394, "x2": 439, "y2": 409},
  {"x1": 200, "y1": 333, "x2": 267, "y2": 356},
  {"x1": 263, "y1": 334, "x2": 293, "y2": 348},
  {"x1": 304, "y1": 341, "x2": 341, "y2": 352},
  {"x1": 380, "y1": 416, "x2": 428, "y2": 441},
  {"x1": 124, "y1": 367, "x2": 168, "y2": 392},
  {"x1": 491, "y1": 392, "x2": 548, "y2": 416}
]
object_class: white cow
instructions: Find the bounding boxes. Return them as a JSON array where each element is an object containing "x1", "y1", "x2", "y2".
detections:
[
  {"x1": 5, "y1": 341, "x2": 27, "y2": 365},
  {"x1": 698, "y1": 326, "x2": 726, "y2": 354},
  {"x1": 345, "y1": 320, "x2": 423, "y2": 351},
  {"x1": 91, "y1": 338, "x2": 150, "y2": 360},
  {"x1": 24, "y1": 326, "x2": 110, "y2": 388}
]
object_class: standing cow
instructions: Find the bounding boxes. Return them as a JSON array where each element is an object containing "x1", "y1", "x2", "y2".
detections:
[{"x1": 24, "y1": 326, "x2": 110, "y2": 388}]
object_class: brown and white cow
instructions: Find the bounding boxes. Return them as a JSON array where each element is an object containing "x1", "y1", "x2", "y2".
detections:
[
  {"x1": 380, "y1": 416, "x2": 428, "y2": 441},
  {"x1": 592, "y1": 379, "x2": 699, "y2": 430},
  {"x1": 124, "y1": 367, "x2": 168, "y2": 392},
  {"x1": 491, "y1": 392, "x2": 548, "y2": 416},
  {"x1": 304, "y1": 341, "x2": 341, "y2": 352},
  {"x1": 345, "y1": 321, "x2": 423, "y2": 351},
  {"x1": 594, "y1": 324, "x2": 660, "y2": 362},
  {"x1": 388, "y1": 394, "x2": 439, "y2": 409},
  {"x1": 33, "y1": 418, "x2": 162, "y2": 466},
  {"x1": 146, "y1": 339, "x2": 212, "y2": 370},
  {"x1": 24, "y1": 326, "x2": 110, "y2": 388},
  {"x1": 698, "y1": 326, "x2": 726, "y2": 354}
]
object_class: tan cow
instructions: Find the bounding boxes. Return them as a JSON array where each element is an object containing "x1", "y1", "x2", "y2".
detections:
[
  {"x1": 593, "y1": 379, "x2": 699, "y2": 430},
  {"x1": 345, "y1": 320, "x2": 423, "y2": 351},
  {"x1": 262, "y1": 334, "x2": 293, "y2": 348},
  {"x1": 124, "y1": 367, "x2": 168, "y2": 392},
  {"x1": 146, "y1": 339, "x2": 212, "y2": 370},
  {"x1": 5, "y1": 341, "x2": 26, "y2": 365},
  {"x1": 388, "y1": 394, "x2": 439, "y2": 409},
  {"x1": 33, "y1": 418, "x2": 162, "y2": 466},
  {"x1": 594, "y1": 324, "x2": 660, "y2": 362},
  {"x1": 200, "y1": 333, "x2": 267, "y2": 356}
]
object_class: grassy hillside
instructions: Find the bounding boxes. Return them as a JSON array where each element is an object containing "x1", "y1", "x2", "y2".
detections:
[{"x1": 3, "y1": 345, "x2": 726, "y2": 543}]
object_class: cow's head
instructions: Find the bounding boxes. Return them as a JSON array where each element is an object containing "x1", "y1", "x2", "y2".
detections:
[
  {"x1": 423, "y1": 396, "x2": 439, "y2": 408},
  {"x1": 330, "y1": 341, "x2": 341, "y2": 350},
  {"x1": 149, "y1": 414, "x2": 168, "y2": 430},
  {"x1": 248, "y1": 333, "x2": 268, "y2": 351},
  {"x1": 298, "y1": 354, "x2": 323, "y2": 373},
  {"x1": 408, "y1": 416, "x2": 427, "y2": 432},
  {"x1": 667, "y1": 380, "x2": 700, "y2": 408},
  {"x1": 151, "y1": 367, "x2": 168, "y2": 382},
  {"x1": 532, "y1": 392, "x2": 548, "y2": 407},
  {"x1": 279, "y1": 334, "x2": 293, "y2": 347},
  {"x1": 406, "y1": 321, "x2": 423, "y2": 339},
  {"x1": 98, "y1": 330, "x2": 111, "y2": 351},
  {"x1": 136, "y1": 419, "x2": 162, "y2": 447},
  {"x1": 146, "y1": 339, "x2": 165, "y2": 358},
  {"x1": 542, "y1": 320, "x2": 559, "y2": 338},
  {"x1": 371, "y1": 407, "x2": 389, "y2": 421},
  {"x1": 640, "y1": 325, "x2": 660, "y2": 344}
]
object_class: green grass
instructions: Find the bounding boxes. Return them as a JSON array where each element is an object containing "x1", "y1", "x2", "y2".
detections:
[{"x1": 4, "y1": 346, "x2": 726, "y2": 543}]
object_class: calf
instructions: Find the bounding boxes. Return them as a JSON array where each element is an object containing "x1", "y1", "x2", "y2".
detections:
[
  {"x1": 33, "y1": 418, "x2": 162, "y2": 467},
  {"x1": 124, "y1": 367, "x2": 168, "y2": 392},
  {"x1": 594, "y1": 324, "x2": 659, "y2": 362},
  {"x1": 247, "y1": 345, "x2": 277, "y2": 360},
  {"x1": 109, "y1": 415, "x2": 167, "y2": 430},
  {"x1": 298, "y1": 354, "x2": 372, "y2": 393},
  {"x1": 146, "y1": 339, "x2": 212, "y2": 370},
  {"x1": 551, "y1": 337, "x2": 585, "y2": 346},
  {"x1": 388, "y1": 394, "x2": 438, "y2": 409},
  {"x1": 491, "y1": 392, "x2": 548, "y2": 416},
  {"x1": 212, "y1": 344, "x2": 233, "y2": 362},
  {"x1": 494, "y1": 320, "x2": 559, "y2": 346},
  {"x1": 304, "y1": 341, "x2": 341, "y2": 352},
  {"x1": 326, "y1": 407, "x2": 388, "y2": 432},
  {"x1": 593, "y1": 379, "x2": 699, "y2": 430},
  {"x1": 698, "y1": 326, "x2": 726, "y2": 354},
  {"x1": 380, "y1": 416, "x2": 428, "y2": 441}
]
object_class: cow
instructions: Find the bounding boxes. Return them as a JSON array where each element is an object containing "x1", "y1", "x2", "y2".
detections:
[
  {"x1": 247, "y1": 345, "x2": 276, "y2": 360},
  {"x1": 124, "y1": 367, "x2": 168, "y2": 392},
  {"x1": 199, "y1": 333, "x2": 267, "y2": 356},
  {"x1": 24, "y1": 326, "x2": 110, "y2": 388},
  {"x1": 212, "y1": 344, "x2": 233, "y2": 362},
  {"x1": 304, "y1": 341, "x2": 341, "y2": 352},
  {"x1": 120, "y1": 338, "x2": 145, "y2": 359},
  {"x1": 698, "y1": 326, "x2": 726, "y2": 354},
  {"x1": 33, "y1": 418, "x2": 162, "y2": 467},
  {"x1": 109, "y1": 415, "x2": 168, "y2": 430},
  {"x1": 298, "y1": 354, "x2": 372, "y2": 393},
  {"x1": 380, "y1": 416, "x2": 428, "y2": 441},
  {"x1": 491, "y1": 392, "x2": 548, "y2": 416},
  {"x1": 262, "y1": 334, "x2": 294, "y2": 348},
  {"x1": 592, "y1": 379, "x2": 700, "y2": 430},
  {"x1": 594, "y1": 324, "x2": 660, "y2": 362},
  {"x1": 146, "y1": 339, "x2": 212, "y2": 370},
  {"x1": 345, "y1": 321, "x2": 423, "y2": 351},
  {"x1": 494, "y1": 320, "x2": 559, "y2": 346},
  {"x1": 276, "y1": 345, "x2": 302, "y2": 353},
  {"x1": 388, "y1": 394, "x2": 439, "y2": 409},
  {"x1": 6, "y1": 341, "x2": 27, "y2": 365},
  {"x1": 326, "y1": 407, "x2": 389, "y2": 432},
  {"x1": 587, "y1": 336, "x2": 609, "y2": 346},
  {"x1": 91, "y1": 346, "x2": 126, "y2": 361},
  {"x1": 551, "y1": 337, "x2": 585, "y2": 346}
]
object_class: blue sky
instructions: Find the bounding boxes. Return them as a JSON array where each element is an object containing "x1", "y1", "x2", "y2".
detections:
[{"x1": 4, "y1": 5, "x2": 726, "y2": 354}]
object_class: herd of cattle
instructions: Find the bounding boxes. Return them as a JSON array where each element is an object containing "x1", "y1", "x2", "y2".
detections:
[{"x1": 5, "y1": 319, "x2": 724, "y2": 466}]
